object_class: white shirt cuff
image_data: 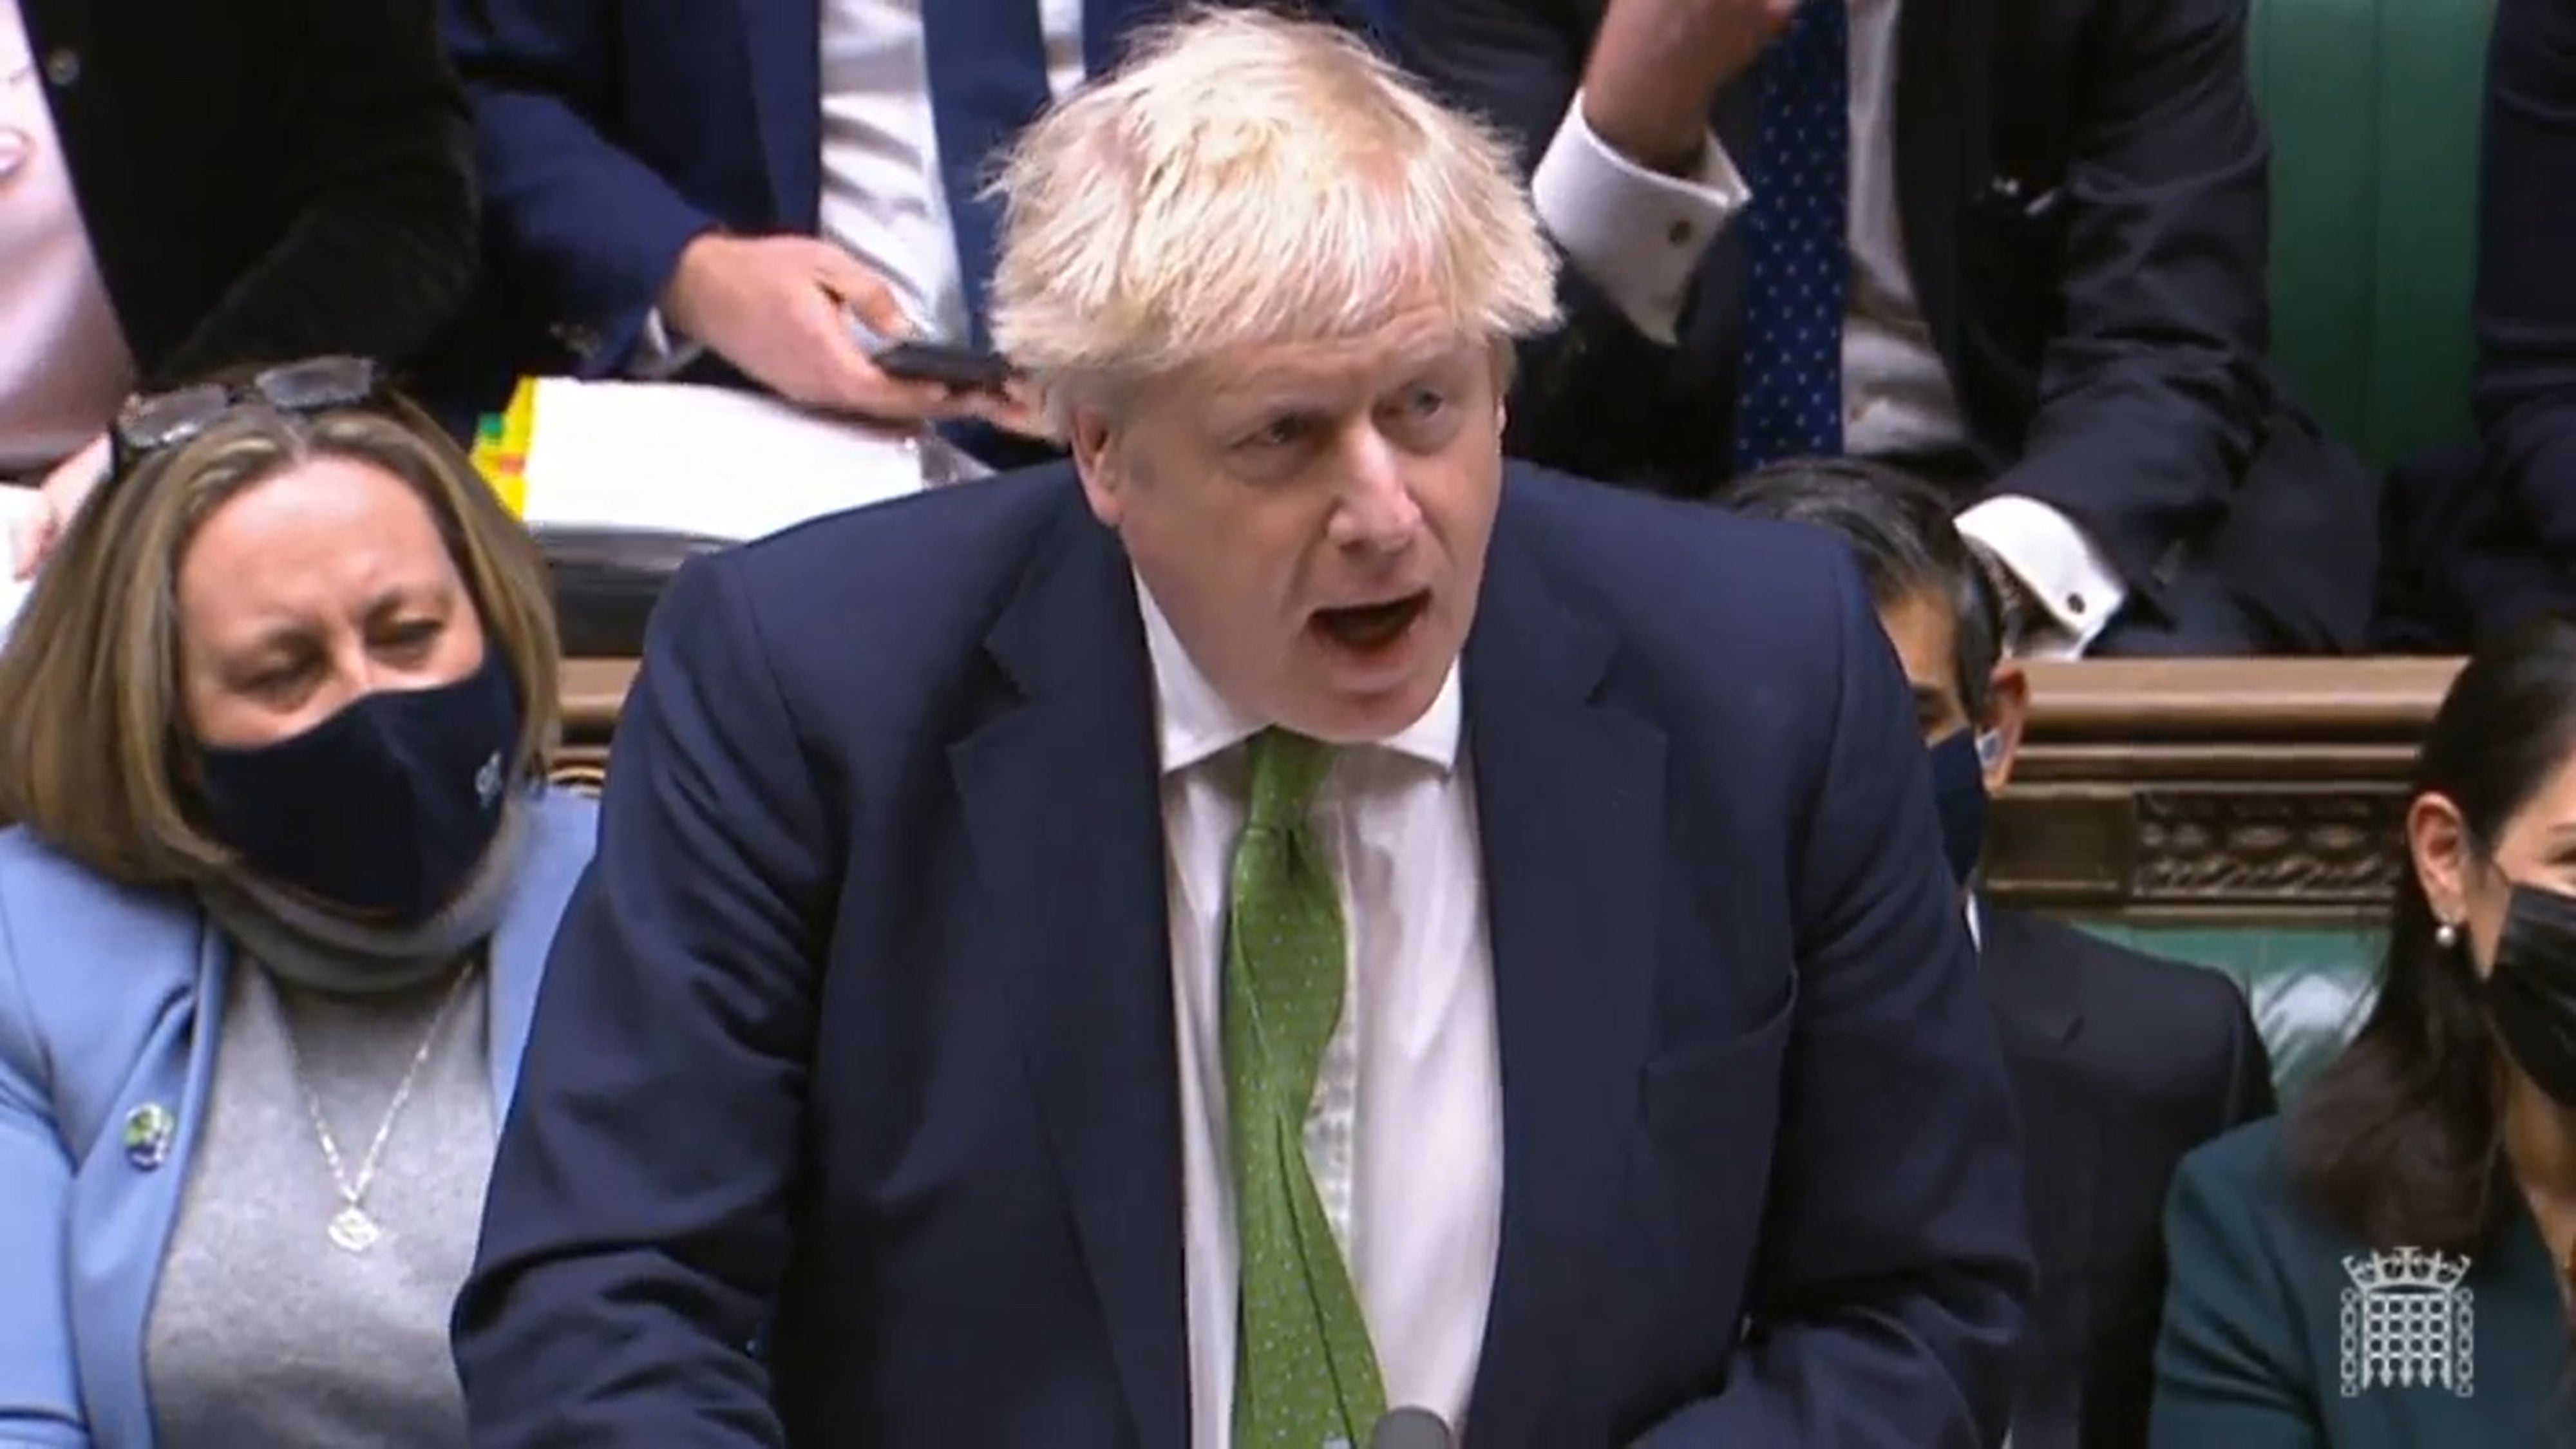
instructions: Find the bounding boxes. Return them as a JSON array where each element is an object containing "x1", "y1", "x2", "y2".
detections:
[
  {"x1": 1956, "y1": 495, "x2": 2127, "y2": 659},
  {"x1": 1530, "y1": 91, "x2": 1745, "y2": 346},
  {"x1": 630, "y1": 308, "x2": 706, "y2": 381}
]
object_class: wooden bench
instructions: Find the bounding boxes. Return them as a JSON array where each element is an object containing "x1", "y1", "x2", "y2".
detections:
[
  {"x1": 1990, "y1": 658, "x2": 2455, "y2": 924},
  {"x1": 559, "y1": 655, "x2": 2459, "y2": 925}
]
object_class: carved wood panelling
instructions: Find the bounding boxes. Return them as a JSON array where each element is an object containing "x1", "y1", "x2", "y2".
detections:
[{"x1": 549, "y1": 656, "x2": 2467, "y2": 922}]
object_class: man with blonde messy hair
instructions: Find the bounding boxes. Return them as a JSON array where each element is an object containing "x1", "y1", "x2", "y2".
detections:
[{"x1": 455, "y1": 10, "x2": 2033, "y2": 1448}]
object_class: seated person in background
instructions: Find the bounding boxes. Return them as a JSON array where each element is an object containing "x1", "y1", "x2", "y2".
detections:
[
  {"x1": 2155, "y1": 616, "x2": 2576, "y2": 1446},
  {"x1": 0, "y1": 359, "x2": 596, "y2": 1446},
  {"x1": 2, "y1": 0, "x2": 479, "y2": 573},
  {"x1": 1403, "y1": 0, "x2": 2378, "y2": 658},
  {"x1": 451, "y1": 12, "x2": 2031, "y2": 1445},
  {"x1": 441, "y1": 0, "x2": 1385, "y2": 467},
  {"x1": 1723, "y1": 456, "x2": 2274, "y2": 1449},
  {"x1": 2400, "y1": 0, "x2": 2576, "y2": 646}
]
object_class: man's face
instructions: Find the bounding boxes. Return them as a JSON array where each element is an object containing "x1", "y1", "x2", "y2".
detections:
[
  {"x1": 1879, "y1": 589, "x2": 1972, "y2": 740},
  {"x1": 1069, "y1": 305, "x2": 1506, "y2": 743},
  {"x1": 1875, "y1": 586, "x2": 2027, "y2": 793}
]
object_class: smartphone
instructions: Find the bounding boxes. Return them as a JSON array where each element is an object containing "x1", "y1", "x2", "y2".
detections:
[{"x1": 871, "y1": 340, "x2": 1017, "y2": 392}]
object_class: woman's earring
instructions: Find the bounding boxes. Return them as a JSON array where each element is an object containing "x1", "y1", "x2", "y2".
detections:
[{"x1": 2436, "y1": 920, "x2": 2461, "y2": 950}]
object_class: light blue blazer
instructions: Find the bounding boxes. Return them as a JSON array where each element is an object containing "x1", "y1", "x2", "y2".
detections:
[{"x1": 0, "y1": 788, "x2": 597, "y2": 1448}]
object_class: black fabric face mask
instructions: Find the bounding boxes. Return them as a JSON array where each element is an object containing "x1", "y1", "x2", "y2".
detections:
[
  {"x1": 195, "y1": 649, "x2": 522, "y2": 926},
  {"x1": 2485, "y1": 884, "x2": 2576, "y2": 1108},
  {"x1": 1927, "y1": 727, "x2": 1991, "y2": 889}
]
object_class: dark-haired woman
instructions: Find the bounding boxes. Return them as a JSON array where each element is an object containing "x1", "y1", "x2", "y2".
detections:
[{"x1": 2152, "y1": 615, "x2": 2576, "y2": 1444}]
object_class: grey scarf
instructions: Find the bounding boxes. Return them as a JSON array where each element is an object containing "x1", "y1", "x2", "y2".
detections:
[{"x1": 194, "y1": 799, "x2": 531, "y2": 994}]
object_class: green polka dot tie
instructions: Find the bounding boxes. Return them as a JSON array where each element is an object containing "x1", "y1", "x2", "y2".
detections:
[{"x1": 1224, "y1": 729, "x2": 1387, "y2": 1448}]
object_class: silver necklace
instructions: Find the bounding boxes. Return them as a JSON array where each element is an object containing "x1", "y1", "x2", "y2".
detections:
[{"x1": 281, "y1": 960, "x2": 479, "y2": 1253}]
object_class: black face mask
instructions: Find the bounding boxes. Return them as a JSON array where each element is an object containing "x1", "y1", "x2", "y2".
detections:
[
  {"x1": 2485, "y1": 884, "x2": 2576, "y2": 1108},
  {"x1": 196, "y1": 650, "x2": 522, "y2": 925},
  {"x1": 1927, "y1": 727, "x2": 1991, "y2": 888}
]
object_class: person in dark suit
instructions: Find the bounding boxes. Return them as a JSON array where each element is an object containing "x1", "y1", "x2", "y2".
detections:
[
  {"x1": 452, "y1": 13, "x2": 2031, "y2": 1446},
  {"x1": 1720, "y1": 457, "x2": 2275, "y2": 1449},
  {"x1": 2380, "y1": 0, "x2": 2576, "y2": 650},
  {"x1": 2155, "y1": 616, "x2": 2576, "y2": 1446},
  {"x1": 440, "y1": 0, "x2": 1383, "y2": 464},
  {"x1": 1401, "y1": 0, "x2": 2377, "y2": 658},
  {"x1": 2, "y1": 0, "x2": 476, "y2": 566}
]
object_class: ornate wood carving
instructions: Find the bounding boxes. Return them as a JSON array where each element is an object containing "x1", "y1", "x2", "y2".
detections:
[
  {"x1": 551, "y1": 655, "x2": 2468, "y2": 923},
  {"x1": 2129, "y1": 789, "x2": 2403, "y2": 903},
  {"x1": 1989, "y1": 658, "x2": 2455, "y2": 921}
]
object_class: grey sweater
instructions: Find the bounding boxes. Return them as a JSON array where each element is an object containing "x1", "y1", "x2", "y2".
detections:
[{"x1": 141, "y1": 813, "x2": 525, "y2": 1448}]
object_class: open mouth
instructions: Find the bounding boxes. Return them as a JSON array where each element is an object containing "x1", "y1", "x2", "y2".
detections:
[{"x1": 1311, "y1": 591, "x2": 1431, "y2": 652}]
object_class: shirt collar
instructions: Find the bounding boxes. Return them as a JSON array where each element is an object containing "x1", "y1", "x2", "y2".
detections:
[{"x1": 1133, "y1": 571, "x2": 1461, "y2": 778}]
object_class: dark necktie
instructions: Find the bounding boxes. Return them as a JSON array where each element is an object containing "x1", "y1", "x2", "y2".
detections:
[
  {"x1": 1345, "y1": 0, "x2": 1400, "y2": 39},
  {"x1": 1730, "y1": 0, "x2": 1852, "y2": 474},
  {"x1": 920, "y1": 0, "x2": 1061, "y2": 350}
]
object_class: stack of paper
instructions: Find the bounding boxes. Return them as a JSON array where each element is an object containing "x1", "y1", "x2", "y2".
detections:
[{"x1": 509, "y1": 379, "x2": 935, "y2": 542}]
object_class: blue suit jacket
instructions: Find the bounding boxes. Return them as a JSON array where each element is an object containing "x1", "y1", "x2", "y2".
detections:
[
  {"x1": 0, "y1": 789, "x2": 598, "y2": 1449},
  {"x1": 457, "y1": 464, "x2": 2032, "y2": 1445},
  {"x1": 442, "y1": 0, "x2": 1391, "y2": 383}
]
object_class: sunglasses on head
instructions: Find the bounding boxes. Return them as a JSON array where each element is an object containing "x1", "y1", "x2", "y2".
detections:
[{"x1": 109, "y1": 355, "x2": 386, "y2": 477}]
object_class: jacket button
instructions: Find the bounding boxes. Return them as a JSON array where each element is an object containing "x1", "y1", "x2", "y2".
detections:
[{"x1": 43, "y1": 48, "x2": 79, "y2": 88}]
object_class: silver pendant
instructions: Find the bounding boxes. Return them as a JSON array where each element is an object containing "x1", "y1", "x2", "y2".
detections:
[{"x1": 328, "y1": 1204, "x2": 381, "y2": 1253}]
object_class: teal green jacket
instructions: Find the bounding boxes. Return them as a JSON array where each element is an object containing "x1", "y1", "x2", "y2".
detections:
[{"x1": 2152, "y1": 1117, "x2": 2571, "y2": 1445}]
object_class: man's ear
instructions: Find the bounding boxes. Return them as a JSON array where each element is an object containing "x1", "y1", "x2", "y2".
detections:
[
  {"x1": 1978, "y1": 659, "x2": 2031, "y2": 791},
  {"x1": 1068, "y1": 408, "x2": 1122, "y2": 527}
]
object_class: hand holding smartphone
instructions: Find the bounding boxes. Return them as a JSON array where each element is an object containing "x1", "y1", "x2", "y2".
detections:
[
  {"x1": 846, "y1": 312, "x2": 1016, "y2": 393},
  {"x1": 870, "y1": 341, "x2": 1018, "y2": 392}
]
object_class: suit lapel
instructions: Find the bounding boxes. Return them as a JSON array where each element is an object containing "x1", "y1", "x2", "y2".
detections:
[
  {"x1": 1974, "y1": 902, "x2": 2085, "y2": 1056},
  {"x1": 949, "y1": 505, "x2": 1188, "y2": 1449},
  {"x1": 1892, "y1": 0, "x2": 1980, "y2": 372},
  {"x1": 1461, "y1": 494, "x2": 1669, "y2": 1436},
  {"x1": 737, "y1": 0, "x2": 824, "y2": 229},
  {"x1": 1975, "y1": 904, "x2": 2096, "y2": 1447}
]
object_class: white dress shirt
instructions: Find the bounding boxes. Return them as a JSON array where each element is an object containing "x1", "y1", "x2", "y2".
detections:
[
  {"x1": 817, "y1": 0, "x2": 1085, "y2": 343},
  {"x1": 1528, "y1": 0, "x2": 2124, "y2": 658},
  {"x1": 640, "y1": 0, "x2": 1084, "y2": 367},
  {"x1": 1138, "y1": 582, "x2": 1503, "y2": 1447}
]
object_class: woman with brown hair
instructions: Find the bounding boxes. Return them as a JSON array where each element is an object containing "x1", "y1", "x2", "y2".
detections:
[
  {"x1": 2154, "y1": 616, "x2": 2576, "y2": 1444},
  {"x1": 0, "y1": 357, "x2": 594, "y2": 1447}
]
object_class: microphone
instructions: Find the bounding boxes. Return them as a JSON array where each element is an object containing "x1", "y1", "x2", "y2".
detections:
[{"x1": 1367, "y1": 1407, "x2": 1455, "y2": 1449}]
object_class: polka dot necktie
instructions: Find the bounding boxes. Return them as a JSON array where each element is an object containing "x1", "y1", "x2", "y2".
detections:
[
  {"x1": 1732, "y1": 0, "x2": 1852, "y2": 475},
  {"x1": 1223, "y1": 729, "x2": 1387, "y2": 1448}
]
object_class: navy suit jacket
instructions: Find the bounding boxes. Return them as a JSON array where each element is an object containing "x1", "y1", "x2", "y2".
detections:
[
  {"x1": 453, "y1": 464, "x2": 2034, "y2": 1446},
  {"x1": 1976, "y1": 907, "x2": 2275, "y2": 1449},
  {"x1": 442, "y1": 0, "x2": 1388, "y2": 384},
  {"x1": 2380, "y1": 0, "x2": 2576, "y2": 648},
  {"x1": 1404, "y1": 0, "x2": 2379, "y2": 654}
]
